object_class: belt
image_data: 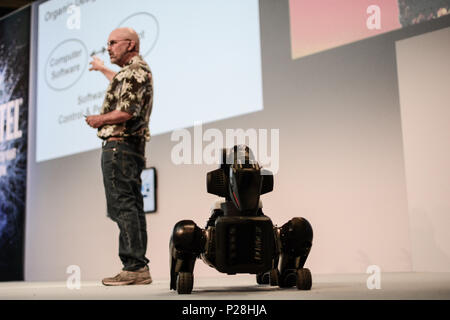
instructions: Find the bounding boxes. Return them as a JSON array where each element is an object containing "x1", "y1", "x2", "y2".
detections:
[
  {"x1": 103, "y1": 136, "x2": 145, "y2": 150},
  {"x1": 107, "y1": 137, "x2": 125, "y2": 142},
  {"x1": 106, "y1": 136, "x2": 144, "y2": 142}
]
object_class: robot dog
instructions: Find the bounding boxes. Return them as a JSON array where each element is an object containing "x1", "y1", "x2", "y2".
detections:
[{"x1": 170, "y1": 145, "x2": 313, "y2": 294}]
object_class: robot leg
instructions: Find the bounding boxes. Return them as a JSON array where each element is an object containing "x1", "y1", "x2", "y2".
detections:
[
  {"x1": 169, "y1": 220, "x2": 205, "y2": 292},
  {"x1": 278, "y1": 217, "x2": 313, "y2": 289},
  {"x1": 257, "y1": 224, "x2": 281, "y2": 286}
]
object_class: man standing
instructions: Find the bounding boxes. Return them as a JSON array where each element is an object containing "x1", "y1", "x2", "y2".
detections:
[{"x1": 86, "y1": 27, "x2": 153, "y2": 286}]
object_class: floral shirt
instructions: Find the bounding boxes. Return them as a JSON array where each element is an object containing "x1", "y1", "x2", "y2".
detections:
[{"x1": 97, "y1": 55, "x2": 153, "y2": 141}]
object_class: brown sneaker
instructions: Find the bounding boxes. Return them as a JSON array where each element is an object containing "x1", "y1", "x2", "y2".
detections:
[{"x1": 102, "y1": 266, "x2": 152, "y2": 286}]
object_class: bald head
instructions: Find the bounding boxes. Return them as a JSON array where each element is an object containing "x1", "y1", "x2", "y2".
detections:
[
  {"x1": 109, "y1": 27, "x2": 140, "y2": 52},
  {"x1": 107, "y1": 27, "x2": 140, "y2": 66}
]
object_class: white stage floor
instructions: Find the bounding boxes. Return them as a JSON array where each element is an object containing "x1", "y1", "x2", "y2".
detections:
[{"x1": 1, "y1": 272, "x2": 450, "y2": 300}]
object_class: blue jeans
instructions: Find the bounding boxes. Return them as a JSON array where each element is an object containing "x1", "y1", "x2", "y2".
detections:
[{"x1": 101, "y1": 140, "x2": 149, "y2": 271}]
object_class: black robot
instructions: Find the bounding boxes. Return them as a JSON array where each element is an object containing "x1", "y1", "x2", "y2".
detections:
[{"x1": 170, "y1": 145, "x2": 313, "y2": 294}]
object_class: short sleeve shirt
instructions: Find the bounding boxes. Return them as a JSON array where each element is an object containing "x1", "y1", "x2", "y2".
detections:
[{"x1": 97, "y1": 55, "x2": 153, "y2": 141}]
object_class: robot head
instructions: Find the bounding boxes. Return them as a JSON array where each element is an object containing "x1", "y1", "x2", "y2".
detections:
[{"x1": 207, "y1": 145, "x2": 273, "y2": 215}]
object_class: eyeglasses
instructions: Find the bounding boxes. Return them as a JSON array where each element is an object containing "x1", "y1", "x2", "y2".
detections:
[{"x1": 106, "y1": 39, "x2": 131, "y2": 47}]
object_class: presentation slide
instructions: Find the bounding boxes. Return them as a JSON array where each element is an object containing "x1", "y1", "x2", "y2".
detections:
[
  {"x1": 288, "y1": 0, "x2": 450, "y2": 60},
  {"x1": 36, "y1": 0, "x2": 263, "y2": 162}
]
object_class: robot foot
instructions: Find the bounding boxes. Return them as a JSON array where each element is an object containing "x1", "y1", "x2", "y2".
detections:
[
  {"x1": 279, "y1": 268, "x2": 312, "y2": 290},
  {"x1": 175, "y1": 272, "x2": 194, "y2": 294},
  {"x1": 296, "y1": 268, "x2": 312, "y2": 290},
  {"x1": 256, "y1": 268, "x2": 280, "y2": 286}
]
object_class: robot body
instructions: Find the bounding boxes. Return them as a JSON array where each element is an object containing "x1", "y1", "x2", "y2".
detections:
[{"x1": 170, "y1": 145, "x2": 313, "y2": 294}]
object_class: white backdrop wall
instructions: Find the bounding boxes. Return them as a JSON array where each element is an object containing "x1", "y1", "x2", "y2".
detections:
[
  {"x1": 25, "y1": 0, "x2": 450, "y2": 281},
  {"x1": 396, "y1": 27, "x2": 450, "y2": 272}
]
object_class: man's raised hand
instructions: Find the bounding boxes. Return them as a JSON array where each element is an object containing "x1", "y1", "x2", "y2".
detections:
[{"x1": 89, "y1": 56, "x2": 105, "y2": 72}]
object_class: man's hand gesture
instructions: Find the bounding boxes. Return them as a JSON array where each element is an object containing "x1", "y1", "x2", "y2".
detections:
[{"x1": 89, "y1": 56, "x2": 105, "y2": 72}]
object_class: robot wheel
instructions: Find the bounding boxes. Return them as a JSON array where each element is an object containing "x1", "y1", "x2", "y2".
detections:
[{"x1": 176, "y1": 272, "x2": 194, "y2": 294}]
